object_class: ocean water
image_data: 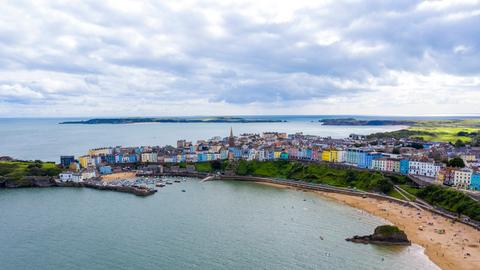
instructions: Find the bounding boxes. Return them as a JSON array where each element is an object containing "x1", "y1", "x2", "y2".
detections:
[
  {"x1": 0, "y1": 178, "x2": 440, "y2": 270},
  {"x1": 0, "y1": 117, "x2": 406, "y2": 161}
]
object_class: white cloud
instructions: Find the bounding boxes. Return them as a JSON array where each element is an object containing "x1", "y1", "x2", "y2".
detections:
[{"x1": 0, "y1": 0, "x2": 479, "y2": 116}]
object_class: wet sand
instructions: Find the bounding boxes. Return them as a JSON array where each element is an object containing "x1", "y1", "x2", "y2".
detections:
[{"x1": 257, "y1": 182, "x2": 480, "y2": 270}]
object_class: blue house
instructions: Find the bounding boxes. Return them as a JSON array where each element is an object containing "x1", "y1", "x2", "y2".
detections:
[
  {"x1": 197, "y1": 152, "x2": 206, "y2": 162},
  {"x1": 220, "y1": 150, "x2": 228, "y2": 160},
  {"x1": 359, "y1": 152, "x2": 383, "y2": 169},
  {"x1": 305, "y1": 149, "x2": 313, "y2": 160},
  {"x1": 99, "y1": 166, "x2": 112, "y2": 174},
  {"x1": 229, "y1": 147, "x2": 242, "y2": 159},
  {"x1": 105, "y1": 154, "x2": 115, "y2": 164},
  {"x1": 60, "y1": 156, "x2": 75, "y2": 167},
  {"x1": 128, "y1": 154, "x2": 137, "y2": 163},
  {"x1": 400, "y1": 159, "x2": 410, "y2": 174},
  {"x1": 470, "y1": 172, "x2": 480, "y2": 190},
  {"x1": 345, "y1": 149, "x2": 363, "y2": 165}
]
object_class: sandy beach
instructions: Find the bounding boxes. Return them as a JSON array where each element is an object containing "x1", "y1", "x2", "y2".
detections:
[
  {"x1": 101, "y1": 171, "x2": 137, "y2": 182},
  {"x1": 257, "y1": 182, "x2": 480, "y2": 270}
]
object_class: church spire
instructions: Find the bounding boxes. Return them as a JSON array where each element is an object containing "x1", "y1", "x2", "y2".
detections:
[{"x1": 228, "y1": 127, "x2": 235, "y2": 147}]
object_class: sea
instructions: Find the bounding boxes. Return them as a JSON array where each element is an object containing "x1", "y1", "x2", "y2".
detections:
[
  {"x1": 0, "y1": 178, "x2": 440, "y2": 270},
  {"x1": 0, "y1": 115, "x2": 452, "y2": 269}
]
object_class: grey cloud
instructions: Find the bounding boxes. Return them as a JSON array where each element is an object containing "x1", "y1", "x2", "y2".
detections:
[{"x1": 0, "y1": 0, "x2": 479, "y2": 116}]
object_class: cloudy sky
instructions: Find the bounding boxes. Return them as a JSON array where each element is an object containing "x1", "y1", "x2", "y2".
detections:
[{"x1": 0, "y1": 0, "x2": 479, "y2": 117}]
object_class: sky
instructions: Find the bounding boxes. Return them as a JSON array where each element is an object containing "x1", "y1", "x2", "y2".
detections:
[{"x1": 0, "y1": 0, "x2": 479, "y2": 117}]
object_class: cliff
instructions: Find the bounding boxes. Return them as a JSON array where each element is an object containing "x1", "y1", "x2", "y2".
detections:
[
  {"x1": 0, "y1": 176, "x2": 56, "y2": 188},
  {"x1": 346, "y1": 225, "x2": 411, "y2": 245}
]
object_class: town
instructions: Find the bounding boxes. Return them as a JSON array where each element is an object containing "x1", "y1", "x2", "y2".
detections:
[{"x1": 58, "y1": 128, "x2": 480, "y2": 193}]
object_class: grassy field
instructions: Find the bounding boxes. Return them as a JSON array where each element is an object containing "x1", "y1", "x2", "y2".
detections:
[
  {"x1": 369, "y1": 119, "x2": 480, "y2": 143},
  {"x1": 408, "y1": 119, "x2": 480, "y2": 143},
  {"x1": 0, "y1": 161, "x2": 62, "y2": 181}
]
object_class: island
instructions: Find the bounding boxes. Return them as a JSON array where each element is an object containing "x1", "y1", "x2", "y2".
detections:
[
  {"x1": 346, "y1": 225, "x2": 411, "y2": 245},
  {"x1": 319, "y1": 118, "x2": 415, "y2": 126},
  {"x1": 59, "y1": 117, "x2": 285, "y2": 124}
]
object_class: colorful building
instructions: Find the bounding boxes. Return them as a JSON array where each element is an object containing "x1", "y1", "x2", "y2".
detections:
[
  {"x1": 78, "y1": 155, "x2": 91, "y2": 168},
  {"x1": 322, "y1": 149, "x2": 338, "y2": 162},
  {"x1": 359, "y1": 152, "x2": 383, "y2": 169},
  {"x1": 60, "y1": 156, "x2": 75, "y2": 168},
  {"x1": 400, "y1": 159, "x2": 409, "y2": 174},
  {"x1": 453, "y1": 169, "x2": 472, "y2": 188},
  {"x1": 99, "y1": 166, "x2": 112, "y2": 174},
  {"x1": 469, "y1": 172, "x2": 480, "y2": 190},
  {"x1": 408, "y1": 160, "x2": 441, "y2": 178}
]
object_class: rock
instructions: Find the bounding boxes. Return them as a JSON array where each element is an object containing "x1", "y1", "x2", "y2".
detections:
[
  {"x1": 346, "y1": 225, "x2": 411, "y2": 245},
  {"x1": 4, "y1": 176, "x2": 56, "y2": 188}
]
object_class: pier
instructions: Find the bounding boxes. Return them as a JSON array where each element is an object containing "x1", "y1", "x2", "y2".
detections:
[{"x1": 56, "y1": 181, "x2": 156, "y2": 197}]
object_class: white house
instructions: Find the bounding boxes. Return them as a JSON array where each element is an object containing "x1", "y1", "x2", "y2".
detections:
[
  {"x1": 408, "y1": 160, "x2": 441, "y2": 178},
  {"x1": 141, "y1": 152, "x2": 158, "y2": 163},
  {"x1": 71, "y1": 173, "x2": 83, "y2": 182},
  {"x1": 453, "y1": 169, "x2": 473, "y2": 188},
  {"x1": 337, "y1": 150, "x2": 346, "y2": 163},
  {"x1": 371, "y1": 158, "x2": 388, "y2": 171},
  {"x1": 81, "y1": 170, "x2": 97, "y2": 181},
  {"x1": 59, "y1": 172, "x2": 74, "y2": 182}
]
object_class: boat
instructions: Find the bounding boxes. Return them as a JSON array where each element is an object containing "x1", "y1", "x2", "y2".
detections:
[
  {"x1": 166, "y1": 181, "x2": 173, "y2": 185},
  {"x1": 174, "y1": 179, "x2": 181, "y2": 183},
  {"x1": 156, "y1": 183, "x2": 165, "y2": 187}
]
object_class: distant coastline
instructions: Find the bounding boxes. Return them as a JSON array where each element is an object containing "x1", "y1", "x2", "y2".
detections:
[
  {"x1": 319, "y1": 118, "x2": 416, "y2": 126},
  {"x1": 59, "y1": 117, "x2": 285, "y2": 124}
]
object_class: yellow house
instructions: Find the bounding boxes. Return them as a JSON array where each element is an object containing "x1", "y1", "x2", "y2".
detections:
[
  {"x1": 322, "y1": 149, "x2": 338, "y2": 162},
  {"x1": 274, "y1": 151, "x2": 282, "y2": 159},
  {"x1": 79, "y1": 155, "x2": 90, "y2": 168}
]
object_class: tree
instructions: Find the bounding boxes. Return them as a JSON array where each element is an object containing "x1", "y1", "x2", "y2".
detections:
[
  {"x1": 447, "y1": 157, "x2": 465, "y2": 168},
  {"x1": 376, "y1": 178, "x2": 393, "y2": 194},
  {"x1": 454, "y1": 139, "x2": 466, "y2": 148},
  {"x1": 345, "y1": 170, "x2": 357, "y2": 184},
  {"x1": 409, "y1": 142, "x2": 424, "y2": 149},
  {"x1": 211, "y1": 160, "x2": 222, "y2": 171},
  {"x1": 235, "y1": 160, "x2": 249, "y2": 175}
]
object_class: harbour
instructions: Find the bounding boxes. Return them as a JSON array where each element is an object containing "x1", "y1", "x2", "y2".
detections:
[{"x1": 0, "y1": 178, "x2": 441, "y2": 270}]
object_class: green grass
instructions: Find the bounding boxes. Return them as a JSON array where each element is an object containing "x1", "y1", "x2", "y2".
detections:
[
  {"x1": 388, "y1": 189, "x2": 405, "y2": 200},
  {"x1": 194, "y1": 162, "x2": 213, "y2": 173},
  {"x1": 399, "y1": 184, "x2": 421, "y2": 196},
  {"x1": 375, "y1": 225, "x2": 402, "y2": 235},
  {"x1": 233, "y1": 160, "x2": 397, "y2": 193},
  {"x1": 368, "y1": 119, "x2": 480, "y2": 143},
  {"x1": 408, "y1": 126, "x2": 477, "y2": 143},
  {"x1": 0, "y1": 161, "x2": 62, "y2": 181},
  {"x1": 417, "y1": 185, "x2": 480, "y2": 222}
]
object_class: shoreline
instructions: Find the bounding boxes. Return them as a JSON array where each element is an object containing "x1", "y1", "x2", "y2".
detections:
[{"x1": 256, "y1": 181, "x2": 480, "y2": 270}]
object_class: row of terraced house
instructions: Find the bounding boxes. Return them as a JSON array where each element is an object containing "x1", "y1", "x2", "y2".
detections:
[{"x1": 61, "y1": 130, "x2": 480, "y2": 190}]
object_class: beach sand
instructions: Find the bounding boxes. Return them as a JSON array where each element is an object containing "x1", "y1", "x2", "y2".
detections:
[
  {"x1": 101, "y1": 171, "x2": 136, "y2": 182},
  {"x1": 257, "y1": 182, "x2": 480, "y2": 270}
]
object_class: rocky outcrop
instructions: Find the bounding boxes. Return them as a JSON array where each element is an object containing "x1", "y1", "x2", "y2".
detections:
[
  {"x1": 346, "y1": 225, "x2": 411, "y2": 245},
  {"x1": 1, "y1": 177, "x2": 155, "y2": 196},
  {"x1": 3, "y1": 176, "x2": 56, "y2": 188}
]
